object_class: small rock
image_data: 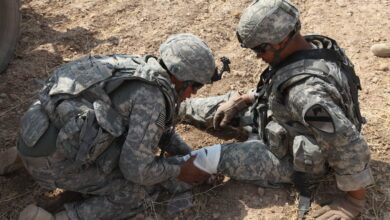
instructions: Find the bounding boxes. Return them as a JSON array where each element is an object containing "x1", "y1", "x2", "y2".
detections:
[
  {"x1": 335, "y1": 0, "x2": 347, "y2": 7},
  {"x1": 213, "y1": 212, "x2": 221, "y2": 219},
  {"x1": 371, "y1": 43, "x2": 390, "y2": 57},
  {"x1": 9, "y1": 94, "x2": 19, "y2": 101},
  {"x1": 257, "y1": 187, "x2": 265, "y2": 196},
  {"x1": 378, "y1": 64, "x2": 389, "y2": 71},
  {"x1": 133, "y1": 213, "x2": 144, "y2": 220},
  {"x1": 371, "y1": 77, "x2": 379, "y2": 83},
  {"x1": 0, "y1": 93, "x2": 7, "y2": 99}
]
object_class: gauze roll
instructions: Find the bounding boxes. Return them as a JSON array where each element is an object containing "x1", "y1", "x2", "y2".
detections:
[{"x1": 182, "y1": 144, "x2": 221, "y2": 174}]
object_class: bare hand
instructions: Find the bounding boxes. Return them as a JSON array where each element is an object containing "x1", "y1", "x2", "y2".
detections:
[
  {"x1": 206, "y1": 174, "x2": 225, "y2": 186},
  {"x1": 177, "y1": 155, "x2": 211, "y2": 186}
]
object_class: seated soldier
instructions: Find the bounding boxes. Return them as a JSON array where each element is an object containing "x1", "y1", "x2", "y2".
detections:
[{"x1": 178, "y1": 0, "x2": 374, "y2": 219}]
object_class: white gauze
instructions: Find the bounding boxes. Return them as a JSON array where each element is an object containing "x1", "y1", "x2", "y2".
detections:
[{"x1": 182, "y1": 144, "x2": 221, "y2": 174}]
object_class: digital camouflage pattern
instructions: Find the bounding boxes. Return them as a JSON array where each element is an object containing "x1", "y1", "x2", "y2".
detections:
[
  {"x1": 178, "y1": 92, "x2": 236, "y2": 128},
  {"x1": 18, "y1": 54, "x2": 195, "y2": 220},
  {"x1": 237, "y1": 0, "x2": 299, "y2": 48},
  {"x1": 159, "y1": 33, "x2": 216, "y2": 84},
  {"x1": 179, "y1": 35, "x2": 374, "y2": 191},
  {"x1": 218, "y1": 141, "x2": 294, "y2": 187}
]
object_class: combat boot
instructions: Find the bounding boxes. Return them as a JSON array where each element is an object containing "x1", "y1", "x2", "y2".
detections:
[
  {"x1": 19, "y1": 204, "x2": 70, "y2": 220},
  {"x1": 19, "y1": 204, "x2": 54, "y2": 220},
  {"x1": 55, "y1": 211, "x2": 70, "y2": 220},
  {"x1": 0, "y1": 146, "x2": 23, "y2": 175}
]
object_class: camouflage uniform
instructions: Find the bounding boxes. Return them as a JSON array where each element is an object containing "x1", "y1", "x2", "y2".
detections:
[
  {"x1": 179, "y1": 35, "x2": 375, "y2": 191},
  {"x1": 18, "y1": 54, "x2": 192, "y2": 220}
]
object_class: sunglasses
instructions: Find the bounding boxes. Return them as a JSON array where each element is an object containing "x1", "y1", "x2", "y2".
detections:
[
  {"x1": 191, "y1": 82, "x2": 204, "y2": 90},
  {"x1": 251, "y1": 43, "x2": 270, "y2": 56},
  {"x1": 236, "y1": 31, "x2": 269, "y2": 56}
]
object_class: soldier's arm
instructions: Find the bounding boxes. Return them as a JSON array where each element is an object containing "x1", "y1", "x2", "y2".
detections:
[
  {"x1": 286, "y1": 77, "x2": 374, "y2": 193},
  {"x1": 118, "y1": 83, "x2": 180, "y2": 185},
  {"x1": 159, "y1": 131, "x2": 192, "y2": 156}
]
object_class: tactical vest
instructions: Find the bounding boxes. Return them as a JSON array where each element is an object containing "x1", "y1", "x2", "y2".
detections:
[
  {"x1": 252, "y1": 35, "x2": 365, "y2": 162},
  {"x1": 18, "y1": 54, "x2": 178, "y2": 166}
]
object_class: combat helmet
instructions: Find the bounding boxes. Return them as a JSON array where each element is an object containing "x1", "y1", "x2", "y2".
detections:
[
  {"x1": 237, "y1": 0, "x2": 300, "y2": 49},
  {"x1": 159, "y1": 34, "x2": 216, "y2": 84}
]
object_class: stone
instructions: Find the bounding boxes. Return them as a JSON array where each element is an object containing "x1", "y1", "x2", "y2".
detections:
[
  {"x1": 378, "y1": 64, "x2": 389, "y2": 71},
  {"x1": 133, "y1": 213, "x2": 144, "y2": 220},
  {"x1": 370, "y1": 43, "x2": 390, "y2": 57},
  {"x1": 9, "y1": 94, "x2": 19, "y2": 101},
  {"x1": 0, "y1": 93, "x2": 7, "y2": 99},
  {"x1": 212, "y1": 212, "x2": 221, "y2": 219},
  {"x1": 257, "y1": 187, "x2": 265, "y2": 196},
  {"x1": 0, "y1": 147, "x2": 23, "y2": 175}
]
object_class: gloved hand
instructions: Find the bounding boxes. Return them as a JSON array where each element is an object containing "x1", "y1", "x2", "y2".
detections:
[
  {"x1": 213, "y1": 93, "x2": 249, "y2": 129},
  {"x1": 310, "y1": 194, "x2": 365, "y2": 220}
]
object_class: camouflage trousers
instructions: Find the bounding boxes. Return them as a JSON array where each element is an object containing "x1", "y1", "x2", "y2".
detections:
[
  {"x1": 218, "y1": 141, "x2": 293, "y2": 187},
  {"x1": 20, "y1": 153, "x2": 191, "y2": 220},
  {"x1": 179, "y1": 93, "x2": 294, "y2": 186},
  {"x1": 21, "y1": 142, "x2": 294, "y2": 220}
]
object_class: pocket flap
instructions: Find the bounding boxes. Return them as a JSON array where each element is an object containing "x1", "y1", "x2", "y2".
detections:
[
  {"x1": 93, "y1": 100, "x2": 124, "y2": 137},
  {"x1": 20, "y1": 100, "x2": 49, "y2": 147}
]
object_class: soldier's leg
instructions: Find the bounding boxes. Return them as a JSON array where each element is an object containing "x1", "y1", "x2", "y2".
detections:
[
  {"x1": 20, "y1": 183, "x2": 153, "y2": 220},
  {"x1": 21, "y1": 154, "x2": 158, "y2": 220},
  {"x1": 178, "y1": 91, "x2": 252, "y2": 129},
  {"x1": 64, "y1": 182, "x2": 155, "y2": 220},
  {"x1": 218, "y1": 141, "x2": 294, "y2": 187}
]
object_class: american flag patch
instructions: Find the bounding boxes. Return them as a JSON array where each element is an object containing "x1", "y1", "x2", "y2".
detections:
[{"x1": 156, "y1": 112, "x2": 166, "y2": 129}]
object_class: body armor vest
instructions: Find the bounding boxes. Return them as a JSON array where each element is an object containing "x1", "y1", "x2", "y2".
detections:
[
  {"x1": 252, "y1": 35, "x2": 364, "y2": 153},
  {"x1": 18, "y1": 54, "x2": 178, "y2": 162}
]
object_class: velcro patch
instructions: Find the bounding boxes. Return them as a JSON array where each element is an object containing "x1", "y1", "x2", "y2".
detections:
[{"x1": 304, "y1": 104, "x2": 335, "y2": 133}]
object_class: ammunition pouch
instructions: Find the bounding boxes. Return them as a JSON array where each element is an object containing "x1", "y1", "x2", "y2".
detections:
[
  {"x1": 292, "y1": 135, "x2": 326, "y2": 175},
  {"x1": 265, "y1": 121, "x2": 289, "y2": 159}
]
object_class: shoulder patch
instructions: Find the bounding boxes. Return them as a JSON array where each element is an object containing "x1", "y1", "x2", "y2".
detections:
[
  {"x1": 304, "y1": 104, "x2": 335, "y2": 133},
  {"x1": 156, "y1": 111, "x2": 166, "y2": 129}
]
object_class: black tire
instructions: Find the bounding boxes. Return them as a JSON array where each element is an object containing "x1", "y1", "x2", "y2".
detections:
[{"x1": 0, "y1": 0, "x2": 21, "y2": 74}]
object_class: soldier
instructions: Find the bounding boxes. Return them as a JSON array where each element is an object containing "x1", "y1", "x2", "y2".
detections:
[
  {"x1": 179, "y1": 0, "x2": 374, "y2": 219},
  {"x1": 17, "y1": 33, "x2": 219, "y2": 220}
]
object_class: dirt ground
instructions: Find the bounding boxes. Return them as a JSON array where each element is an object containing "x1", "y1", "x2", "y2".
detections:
[{"x1": 0, "y1": 0, "x2": 389, "y2": 219}]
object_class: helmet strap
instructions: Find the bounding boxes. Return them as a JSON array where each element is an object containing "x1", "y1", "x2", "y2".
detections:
[
  {"x1": 269, "y1": 30, "x2": 299, "y2": 66},
  {"x1": 268, "y1": 21, "x2": 301, "y2": 66}
]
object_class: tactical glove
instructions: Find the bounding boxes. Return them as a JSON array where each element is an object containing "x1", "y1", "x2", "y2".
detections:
[
  {"x1": 213, "y1": 93, "x2": 249, "y2": 129},
  {"x1": 310, "y1": 194, "x2": 365, "y2": 220}
]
